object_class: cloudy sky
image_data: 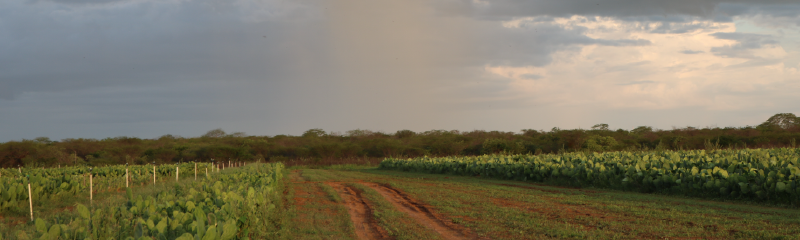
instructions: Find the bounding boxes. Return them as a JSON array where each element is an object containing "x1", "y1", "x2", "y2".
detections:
[{"x1": 1, "y1": 0, "x2": 799, "y2": 141}]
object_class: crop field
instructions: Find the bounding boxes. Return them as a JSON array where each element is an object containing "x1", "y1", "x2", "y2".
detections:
[
  {"x1": 2, "y1": 149, "x2": 800, "y2": 239},
  {"x1": 284, "y1": 166, "x2": 800, "y2": 240}
]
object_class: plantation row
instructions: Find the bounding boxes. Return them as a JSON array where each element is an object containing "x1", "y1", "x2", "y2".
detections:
[
  {"x1": 1, "y1": 162, "x2": 283, "y2": 240},
  {"x1": 380, "y1": 148, "x2": 800, "y2": 204},
  {"x1": 0, "y1": 162, "x2": 225, "y2": 214}
]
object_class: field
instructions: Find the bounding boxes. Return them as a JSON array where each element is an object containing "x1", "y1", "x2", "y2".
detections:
[
  {"x1": 284, "y1": 167, "x2": 800, "y2": 240},
  {"x1": 2, "y1": 149, "x2": 800, "y2": 239}
]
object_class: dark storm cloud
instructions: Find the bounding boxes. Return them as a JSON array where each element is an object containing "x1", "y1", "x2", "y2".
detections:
[
  {"x1": 715, "y1": 2, "x2": 800, "y2": 24},
  {"x1": 0, "y1": 83, "x2": 14, "y2": 100},
  {"x1": 0, "y1": 0, "x2": 324, "y2": 100},
  {"x1": 1, "y1": 0, "x2": 793, "y2": 100},
  {"x1": 1, "y1": 0, "x2": 799, "y2": 141},
  {"x1": 34, "y1": 0, "x2": 128, "y2": 4}
]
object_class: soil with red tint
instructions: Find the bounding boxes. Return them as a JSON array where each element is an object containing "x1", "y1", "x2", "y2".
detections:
[
  {"x1": 289, "y1": 171, "x2": 371, "y2": 239},
  {"x1": 326, "y1": 182, "x2": 391, "y2": 240},
  {"x1": 361, "y1": 182, "x2": 484, "y2": 240}
]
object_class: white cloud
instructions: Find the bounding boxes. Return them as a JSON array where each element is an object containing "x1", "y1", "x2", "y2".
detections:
[{"x1": 487, "y1": 15, "x2": 800, "y2": 111}]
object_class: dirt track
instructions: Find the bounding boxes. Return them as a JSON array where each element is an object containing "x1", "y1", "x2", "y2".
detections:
[
  {"x1": 327, "y1": 182, "x2": 391, "y2": 240},
  {"x1": 361, "y1": 182, "x2": 479, "y2": 240}
]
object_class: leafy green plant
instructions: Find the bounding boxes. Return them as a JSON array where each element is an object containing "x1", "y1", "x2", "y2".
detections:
[{"x1": 381, "y1": 148, "x2": 800, "y2": 205}]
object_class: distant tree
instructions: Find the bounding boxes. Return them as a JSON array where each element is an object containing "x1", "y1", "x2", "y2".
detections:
[
  {"x1": 174, "y1": 145, "x2": 189, "y2": 159},
  {"x1": 631, "y1": 126, "x2": 653, "y2": 134},
  {"x1": 583, "y1": 135, "x2": 618, "y2": 152},
  {"x1": 521, "y1": 129, "x2": 541, "y2": 137},
  {"x1": 346, "y1": 129, "x2": 373, "y2": 137},
  {"x1": 482, "y1": 138, "x2": 509, "y2": 154},
  {"x1": 203, "y1": 128, "x2": 226, "y2": 138},
  {"x1": 591, "y1": 124, "x2": 609, "y2": 131},
  {"x1": 395, "y1": 130, "x2": 416, "y2": 138},
  {"x1": 759, "y1": 113, "x2": 800, "y2": 130},
  {"x1": 302, "y1": 128, "x2": 326, "y2": 137}
]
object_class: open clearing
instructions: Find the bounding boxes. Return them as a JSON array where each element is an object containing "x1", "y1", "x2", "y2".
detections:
[{"x1": 284, "y1": 167, "x2": 800, "y2": 240}]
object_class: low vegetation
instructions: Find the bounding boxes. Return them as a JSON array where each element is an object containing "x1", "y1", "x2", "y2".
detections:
[{"x1": 2, "y1": 113, "x2": 800, "y2": 168}]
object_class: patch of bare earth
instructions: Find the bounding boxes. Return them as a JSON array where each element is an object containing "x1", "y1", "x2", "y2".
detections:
[
  {"x1": 289, "y1": 171, "x2": 312, "y2": 207},
  {"x1": 361, "y1": 182, "x2": 483, "y2": 240},
  {"x1": 326, "y1": 182, "x2": 391, "y2": 240},
  {"x1": 288, "y1": 170, "x2": 347, "y2": 235}
]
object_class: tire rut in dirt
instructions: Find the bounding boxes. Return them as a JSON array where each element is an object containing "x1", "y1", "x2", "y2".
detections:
[
  {"x1": 362, "y1": 182, "x2": 481, "y2": 240},
  {"x1": 327, "y1": 182, "x2": 391, "y2": 240}
]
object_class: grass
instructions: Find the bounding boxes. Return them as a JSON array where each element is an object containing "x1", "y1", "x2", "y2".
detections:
[
  {"x1": 281, "y1": 165, "x2": 800, "y2": 239},
  {"x1": 280, "y1": 170, "x2": 355, "y2": 240}
]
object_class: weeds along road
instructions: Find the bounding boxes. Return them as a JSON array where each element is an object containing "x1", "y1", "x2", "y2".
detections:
[{"x1": 283, "y1": 166, "x2": 800, "y2": 240}]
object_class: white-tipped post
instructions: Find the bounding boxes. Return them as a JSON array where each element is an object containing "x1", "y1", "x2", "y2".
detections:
[
  {"x1": 194, "y1": 162, "x2": 197, "y2": 180},
  {"x1": 89, "y1": 173, "x2": 93, "y2": 206},
  {"x1": 27, "y1": 180, "x2": 33, "y2": 221},
  {"x1": 153, "y1": 165, "x2": 156, "y2": 184},
  {"x1": 176, "y1": 166, "x2": 179, "y2": 181},
  {"x1": 125, "y1": 166, "x2": 129, "y2": 188}
]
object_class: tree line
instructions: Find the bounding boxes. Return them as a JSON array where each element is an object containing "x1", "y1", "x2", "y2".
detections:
[{"x1": 1, "y1": 113, "x2": 799, "y2": 168}]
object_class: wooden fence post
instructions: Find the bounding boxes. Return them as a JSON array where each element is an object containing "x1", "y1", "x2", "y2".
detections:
[
  {"x1": 27, "y1": 175, "x2": 33, "y2": 221},
  {"x1": 89, "y1": 168, "x2": 93, "y2": 207}
]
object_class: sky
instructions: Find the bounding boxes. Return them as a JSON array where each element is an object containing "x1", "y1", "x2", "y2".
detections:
[{"x1": 1, "y1": 0, "x2": 800, "y2": 141}]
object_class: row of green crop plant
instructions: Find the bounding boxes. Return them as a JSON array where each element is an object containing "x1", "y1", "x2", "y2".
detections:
[
  {"x1": 0, "y1": 162, "x2": 222, "y2": 214},
  {"x1": 380, "y1": 148, "x2": 800, "y2": 205},
  {"x1": 0, "y1": 161, "x2": 251, "y2": 179},
  {"x1": 1, "y1": 162, "x2": 284, "y2": 240}
]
